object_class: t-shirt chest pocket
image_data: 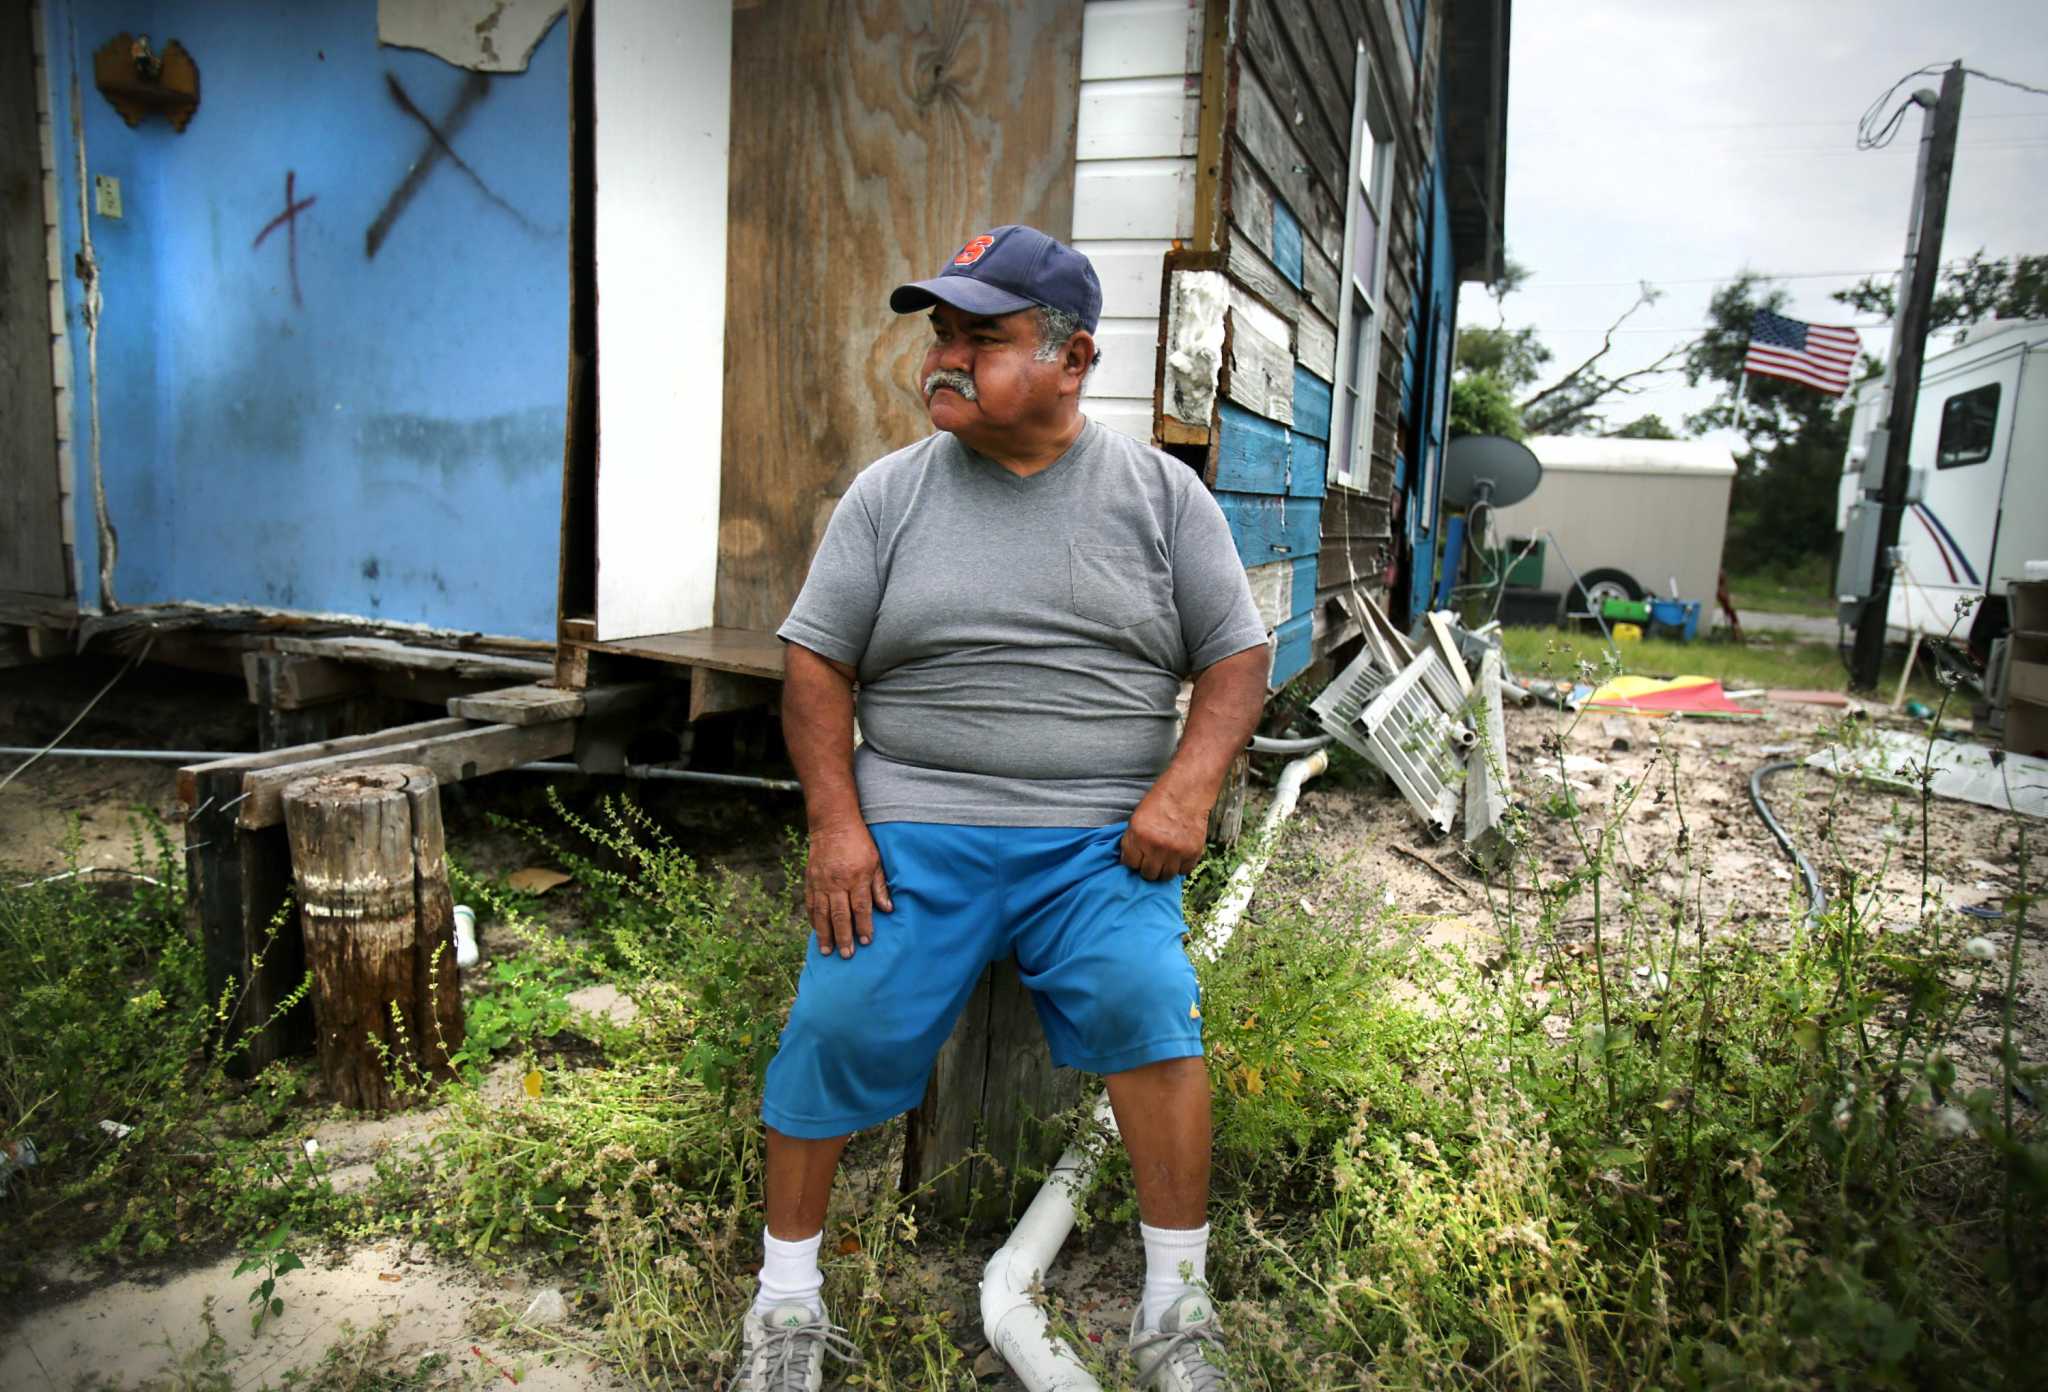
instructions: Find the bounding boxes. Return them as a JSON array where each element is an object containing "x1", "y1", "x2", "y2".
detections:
[{"x1": 1069, "y1": 542, "x2": 1171, "y2": 631}]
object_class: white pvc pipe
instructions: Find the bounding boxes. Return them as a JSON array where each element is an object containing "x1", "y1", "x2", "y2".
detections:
[{"x1": 979, "y1": 750, "x2": 1329, "y2": 1390}]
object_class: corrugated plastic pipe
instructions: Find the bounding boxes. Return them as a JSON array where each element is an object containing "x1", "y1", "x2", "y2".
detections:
[{"x1": 979, "y1": 749, "x2": 1329, "y2": 1390}]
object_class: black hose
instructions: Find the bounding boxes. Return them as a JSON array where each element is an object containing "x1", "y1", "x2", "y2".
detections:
[{"x1": 1750, "y1": 760, "x2": 1826, "y2": 928}]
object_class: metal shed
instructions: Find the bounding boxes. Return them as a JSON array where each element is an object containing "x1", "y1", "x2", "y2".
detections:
[{"x1": 1489, "y1": 436, "x2": 1737, "y2": 610}]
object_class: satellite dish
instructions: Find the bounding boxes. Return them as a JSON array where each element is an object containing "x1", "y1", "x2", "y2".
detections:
[{"x1": 1443, "y1": 435, "x2": 1543, "y2": 509}]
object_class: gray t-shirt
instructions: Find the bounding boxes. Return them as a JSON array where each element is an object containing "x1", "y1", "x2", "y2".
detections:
[{"x1": 778, "y1": 419, "x2": 1269, "y2": 827}]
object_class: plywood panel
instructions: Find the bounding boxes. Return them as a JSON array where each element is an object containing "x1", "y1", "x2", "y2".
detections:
[
  {"x1": 595, "y1": 0, "x2": 730, "y2": 639},
  {"x1": 717, "y1": 0, "x2": 1084, "y2": 634},
  {"x1": 0, "y1": 0, "x2": 67, "y2": 598}
]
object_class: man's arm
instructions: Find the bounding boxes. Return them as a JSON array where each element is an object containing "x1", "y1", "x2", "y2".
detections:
[
  {"x1": 1120, "y1": 644, "x2": 1270, "y2": 880},
  {"x1": 783, "y1": 643, "x2": 893, "y2": 956}
]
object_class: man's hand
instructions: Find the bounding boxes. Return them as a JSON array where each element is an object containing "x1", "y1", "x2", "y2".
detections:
[
  {"x1": 1120, "y1": 785, "x2": 1209, "y2": 881},
  {"x1": 1121, "y1": 646, "x2": 1269, "y2": 881},
  {"x1": 805, "y1": 822, "x2": 894, "y2": 957}
]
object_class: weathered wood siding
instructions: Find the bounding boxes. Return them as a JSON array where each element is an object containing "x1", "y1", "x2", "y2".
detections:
[
  {"x1": 1072, "y1": 0, "x2": 1205, "y2": 444},
  {"x1": 1190, "y1": 0, "x2": 1458, "y2": 684},
  {"x1": 1, "y1": 0, "x2": 71, "y2": 601},
  {"x1": 716, "y1": 0, "x2": 1084, "y2": 635}
]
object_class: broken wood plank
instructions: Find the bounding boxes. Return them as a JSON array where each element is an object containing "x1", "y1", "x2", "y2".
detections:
[
  {"x1": 447, "y1": 683, "x2": 588, "y2": 726},
  {"x1": 595, "y1": 626, "x2": 786, "y2": 680},
  {"x1": 177, "y1": 717, "x2": 472, "y2": 808},
  {"x1": 236, "y1": 716, "x2": 573, "y2": 827},
  {"x1": 270, "y1": 635, "x2": 551, "y2": 683},
  {"x1": 238, "y1": 720, "x2": 576, "y2": 829}
]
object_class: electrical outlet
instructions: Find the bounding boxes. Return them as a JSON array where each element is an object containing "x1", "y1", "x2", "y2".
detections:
[{"x1": 94, "y1": 174, "x2": 122, "y2": 219}]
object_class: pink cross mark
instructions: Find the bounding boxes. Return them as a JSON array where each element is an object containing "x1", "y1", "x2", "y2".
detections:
[{"x1": 253, "y1": 170, "x2": 317, "y2": 306}]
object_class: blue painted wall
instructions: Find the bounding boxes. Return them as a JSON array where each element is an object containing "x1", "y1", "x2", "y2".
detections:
[
  {"x1": 1405, "y1": 140, "x2": 1459, "y2": 623},
  {"x1": 43, "y1": 0, "x2": 569, "y2": 637}
]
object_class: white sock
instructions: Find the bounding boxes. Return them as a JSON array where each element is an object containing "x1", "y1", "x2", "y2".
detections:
[
  {"x1": 752, "y1": 1228, "x2": 824, "y2": 1317},
  {"x1": 1139, "y1": 1221, "x2": 1209, "y2": 1329}
]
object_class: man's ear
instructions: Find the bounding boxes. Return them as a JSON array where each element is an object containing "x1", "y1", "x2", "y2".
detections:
[{"x1": 1061, "y1": 331, "x2": 1098, "y2": 394}]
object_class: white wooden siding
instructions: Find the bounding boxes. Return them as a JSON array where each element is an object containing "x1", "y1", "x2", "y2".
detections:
[
  {"x1": 594, "y1": 0, "x2": 731, "y2": 640},
  {"x1": 1073, "y1": 0, "x2": 1202, "y2": 443},
  {"x1": 31, "y1": 4, "x2": 75, "y2": 559}
]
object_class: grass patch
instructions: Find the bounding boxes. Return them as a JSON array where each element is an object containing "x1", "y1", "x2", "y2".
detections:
[
  {"x1": 9, "y1": 761, "x2": 2040, "y2": 1388},
  {"x1": 1500, "y1": 625, "x2": 1946, "y2": 703},
  {"x1": 1725, "y1": 555, "x2": 1838, "y2": 618}
]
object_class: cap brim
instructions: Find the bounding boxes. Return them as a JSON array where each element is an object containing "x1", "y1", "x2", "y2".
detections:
[{"x1": 889, "y1": 276, "x2": 1040, "y2": 319}]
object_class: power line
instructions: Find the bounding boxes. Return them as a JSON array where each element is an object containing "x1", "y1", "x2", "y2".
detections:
[
  {"x1": 1666, "y1": 111, "x2": 2047, "y2": 130},
  {"x1": 1519, "y1": 267, "x2": 1908, "y2": 290},
  {"x1": 1857, "y1": 62, "x2": 2048, "y2": 150},
  {"x1": 1527, "y1": 323, "x2": 1890, "y2": 335}
]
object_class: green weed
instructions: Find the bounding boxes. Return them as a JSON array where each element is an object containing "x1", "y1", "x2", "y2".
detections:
[{"x1": 233, "y1": 1220, "x2": 306, "y2": 1334}]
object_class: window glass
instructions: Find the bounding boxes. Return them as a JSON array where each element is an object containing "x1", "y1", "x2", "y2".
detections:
[
  {"x1": 1344, "y1": 296, "x2": 1372, "y2": 471},
  {"x1": 1352, "y1": 186, "x2": 1378, "y2": 294},
  {"x1": 1936, "y1": 383, "x2": 1999, "y2": 469}
]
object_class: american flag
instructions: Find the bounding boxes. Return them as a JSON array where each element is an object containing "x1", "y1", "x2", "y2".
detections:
[{"x1": 1743, "y1": 309, "x2": 1861, "y2": 396}]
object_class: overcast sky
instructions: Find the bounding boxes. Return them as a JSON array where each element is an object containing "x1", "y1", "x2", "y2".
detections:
[{"x1": 1464, "y1": 0, "x2": 2048, "y2": 442}]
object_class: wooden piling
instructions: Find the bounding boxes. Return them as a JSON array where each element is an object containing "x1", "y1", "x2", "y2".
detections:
[
  {"x1": 281, "y1": 764, "x2": 464, "y2": 1111},
  {"x1": 903, "y1": 961, "x2": 1082, "y2": 1227}
]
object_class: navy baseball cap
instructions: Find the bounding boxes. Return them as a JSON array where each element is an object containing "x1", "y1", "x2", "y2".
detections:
[{"x1": 889, "y1": 225, "x2": 1103, "y2": 334}]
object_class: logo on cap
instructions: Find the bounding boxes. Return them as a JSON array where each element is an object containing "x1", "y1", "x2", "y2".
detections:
[{"x1": 952, "y1": 234, "x2": 996, "y2": 267}]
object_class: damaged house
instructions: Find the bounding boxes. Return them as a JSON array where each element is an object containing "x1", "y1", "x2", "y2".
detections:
[
  {"x1": 6, "y1": 0, "x2": 1508, "y2": 705},
  {"x1": 2, "y1": 0, "x2": 1508, "y2": 1079}
]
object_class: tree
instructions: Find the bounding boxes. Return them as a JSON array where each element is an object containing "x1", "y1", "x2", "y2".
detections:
[
  {"x1": 1449, "y1": 372, "x2": 1526, "y2": 439},
  {"x1": 1607, "y1": 413, "x2": 1677, "y2": 440},
  {"x1": 1450, "y1": 255, "x2": 1687, "y2": 439},
  {"x1": 1684, "y1": 275, "x2": 1854, "y2": 574},
  {"x1": 1515, "y1": 283, "x2": 1691, "y2": 436},
  {"x1": 1833, "y1": 249, "x2": 2048, "y2": 343}
]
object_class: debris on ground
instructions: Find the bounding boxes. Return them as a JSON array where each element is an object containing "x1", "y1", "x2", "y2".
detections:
[
  {"x1": 1583, "y1": 674, "x2": 1762, "y2": 718},
  {"x1": 1807, "y1": 728, "x2": 2048, "y2": 819}
]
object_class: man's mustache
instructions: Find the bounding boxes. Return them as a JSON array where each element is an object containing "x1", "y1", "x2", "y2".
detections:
[{"x1": 923, "y1": 369, "x2": 978, "y2": 401}]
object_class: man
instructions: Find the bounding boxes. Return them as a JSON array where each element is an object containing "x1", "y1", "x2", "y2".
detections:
[{"x1": 736, "y1": 225, "x2": 1270, "y2": 1391}]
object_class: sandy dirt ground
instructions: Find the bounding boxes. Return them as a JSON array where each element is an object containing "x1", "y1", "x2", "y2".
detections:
[{"x1": 2, "y1": 655, "x2": 2039, "y2": 1389}]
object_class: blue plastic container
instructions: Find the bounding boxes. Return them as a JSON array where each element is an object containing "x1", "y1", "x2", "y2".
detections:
[{"x1": 1647, "y1": 599, "x2": 1701, "y2": 642}]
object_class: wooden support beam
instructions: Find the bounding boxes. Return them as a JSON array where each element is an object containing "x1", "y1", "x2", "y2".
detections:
[
  {"x1": 186, "y1": 765, "x2": 307, "y2": 1075},
  {"x1": 178, "y1": 717, "x2": 472, "y2": 808},
  {"x1": 236, "y1": 720, "x2": 575, "y2": 828},
  {"x1": 903, "y1": 961, "x2": 1082, "y2": 1228},
  {"x1": 242, "y1": 651, "x2": 371, "y2": 710},
  {"x1": 282, "y1": 765, "x2": 464, "y2": 1111},
  {"x1": 448, "y1": 683, "x2": 588, "y2": 726},
  {"x1": 269, "y1": 635, "x2": 552, "y2": 684},
  {"x1": 688, "y1": 667, "x2": 778, "y2": 722},
  {"x1": 555, "y1": 618, "x2": 595, "y2": 691}
]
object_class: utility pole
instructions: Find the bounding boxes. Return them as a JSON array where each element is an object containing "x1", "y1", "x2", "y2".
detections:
[{"x1": 1851, "y1": 63, "x2": 1965, "y2": 690}]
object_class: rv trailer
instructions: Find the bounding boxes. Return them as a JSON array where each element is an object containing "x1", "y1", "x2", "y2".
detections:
[{"x1": 1836, "y1": 318, "x2": 2048, "y2": 637}]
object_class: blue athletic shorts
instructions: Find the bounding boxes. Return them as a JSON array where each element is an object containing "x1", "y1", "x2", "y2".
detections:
[{"x1": 760, "y1": 821, "x2": 1205, "y2": 1140}]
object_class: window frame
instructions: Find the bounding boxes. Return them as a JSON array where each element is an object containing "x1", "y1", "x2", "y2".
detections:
[
  {"x1": 1328, "y1": 42, "x2": 1396, "y2": 489},
  {"x1": 1934, "y1": 382, "x2": 2000, "y2": 470}
]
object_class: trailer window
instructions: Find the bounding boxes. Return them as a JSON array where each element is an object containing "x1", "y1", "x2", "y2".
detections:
[{"x1": 1936, "y1": 383, "x2": 1999, "y2": 469}]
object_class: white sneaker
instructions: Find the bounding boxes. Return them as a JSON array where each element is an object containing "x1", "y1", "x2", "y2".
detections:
[
  {"x1": 1129, "y1": 1290, "x2": 1235, "y2": 1390},
  {"x1": 730, "y1": 1302, "x2": 860, "y2": 1391}
]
